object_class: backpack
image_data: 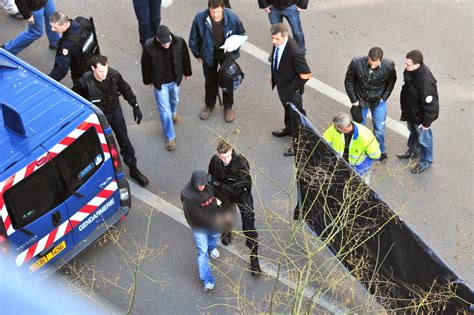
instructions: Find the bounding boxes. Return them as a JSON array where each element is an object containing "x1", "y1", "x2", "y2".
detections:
[
  {"x1": 67, "y1": 16, "x2": 101, "y2": 67},
  {"x1": 218, "y1": 56, "x2": 244, "y2": 93}
]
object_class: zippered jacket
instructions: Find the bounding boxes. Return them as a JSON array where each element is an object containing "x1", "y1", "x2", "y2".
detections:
[
  {"x1": 344, "y1": 56, "x2": 397, "y2": 108},
  {"x1": 323, "y1": 122, "x2": 381, "y2": 175},
  {"x1": 189, "y1": 8, "x2": 245, "y2": 66}
]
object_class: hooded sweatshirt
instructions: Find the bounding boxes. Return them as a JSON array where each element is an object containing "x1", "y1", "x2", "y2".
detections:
[{"x1": 181, "y1": 170, "x2": 237, "y2": 232}]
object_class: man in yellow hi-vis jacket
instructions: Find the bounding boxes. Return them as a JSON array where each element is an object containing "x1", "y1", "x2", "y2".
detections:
[{"x1": 323, "y1": 113, "x2": 381, "y2": 177}]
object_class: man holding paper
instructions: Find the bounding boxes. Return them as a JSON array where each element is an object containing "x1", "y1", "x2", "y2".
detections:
[{"x1": 189, "y1": 0, "x2": 245, "y2": 123}]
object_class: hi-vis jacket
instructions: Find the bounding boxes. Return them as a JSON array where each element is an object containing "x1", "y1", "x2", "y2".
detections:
[{"x1": 323, "y1": 122, "x2": 381, "y2": 175}]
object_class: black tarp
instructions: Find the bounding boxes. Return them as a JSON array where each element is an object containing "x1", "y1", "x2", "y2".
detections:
[{"x1": 291, "y1": 106, "x2": 474, "y2": 313}]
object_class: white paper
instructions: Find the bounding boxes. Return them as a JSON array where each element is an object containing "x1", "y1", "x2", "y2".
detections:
[
  {"x1": 162, "y1": 0, "x2": 173, "y2": 8},
  {"x1": 220, "y1": 35, "x2": 248, "y2": 52}
]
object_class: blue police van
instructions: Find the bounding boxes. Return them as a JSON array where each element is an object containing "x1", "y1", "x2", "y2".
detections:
[{"x1": 0, "y1": 49, "x2": 131, "y2": 277}]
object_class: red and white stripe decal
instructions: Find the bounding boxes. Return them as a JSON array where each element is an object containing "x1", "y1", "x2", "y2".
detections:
[
  {"x1": 15, "y1": 180, "x2": 118, "y2": 267},
  {"x1": 0, "y1": 114, "x2": 109, "y2": 236}
]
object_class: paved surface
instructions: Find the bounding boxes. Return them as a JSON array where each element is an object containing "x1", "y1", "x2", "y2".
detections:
[{"x1": 1, "y1": 0, "x2": 472, "y2": 312}]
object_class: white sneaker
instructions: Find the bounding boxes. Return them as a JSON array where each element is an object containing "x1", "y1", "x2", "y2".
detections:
[
  {"x1": 210, "y1": 248, "x2": 220, "y2": 259},
  {"x1": 204, "y1": 282, "x2": 214, "y2": 291}
]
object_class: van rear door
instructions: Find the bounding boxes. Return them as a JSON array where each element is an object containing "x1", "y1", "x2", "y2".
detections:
[
  {"x1": 2, "y1": 147, "x2": 76, "y2": 274},
  {"x1": 41, "y1": 114, "x2": 120, "y2": 246}
]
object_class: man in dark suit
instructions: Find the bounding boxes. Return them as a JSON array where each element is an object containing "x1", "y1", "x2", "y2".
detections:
[{"x1": 270, "y1": 23, "x2": 311, "y2": 156}]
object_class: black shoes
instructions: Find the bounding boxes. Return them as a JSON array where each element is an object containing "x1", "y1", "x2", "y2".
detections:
[
  {"x1": 221, "y1": 232, "x2": 233, "y2": 246},
  {"x1": 250, "y1": 256, "x2": 262, "y2": 276},
  {"x1": 129, "y1": 165, "x2": 149, "y2": 187},
  {"x1": 272, "y1": 128, "x2": 291, "y2": 137},
  {"x1": 283, "y1": 147, "x2": 295, "y2": 156},
  {"x1": 397, "y1": 151, "x2": 418, "y2": 160},
  {"x1": 379, "y1": 152, "x2": 388, "y2": 163},
  {"x1": 9, "y1": 12, "x2": 23, "y2": 20}
]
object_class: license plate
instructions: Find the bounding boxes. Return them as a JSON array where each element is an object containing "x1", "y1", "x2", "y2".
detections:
[{"x1": 29, "y1": 241, "x2": 66, "y2": 273}]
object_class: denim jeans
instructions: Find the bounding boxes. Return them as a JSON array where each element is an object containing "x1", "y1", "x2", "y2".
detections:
[
  {"x1": 362, "y1": 100, "x2": 387, "y2": 153},
  {"x1": 406, "y1": 122, "x2": 434, "y2": 167},
  {"x1": 268, "y1": 4, "x2": 305, "y2": 52},
  {"x1": 3, "y1": 0, "x2": 59, "y2": 55},
  {"x1": 132, "y1": 0, "x2": 162, "y2": 45},
  {"x1": 192, "y1": 230, "x2": 219, "y2": 286},
  {"x1": 153, "y1": 82, "x2": 179, "y2": 141}
]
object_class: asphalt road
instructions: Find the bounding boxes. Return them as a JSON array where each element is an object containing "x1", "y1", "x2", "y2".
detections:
[{"x1": 1, "y1": 0, "x2": 472, "y2": 312}]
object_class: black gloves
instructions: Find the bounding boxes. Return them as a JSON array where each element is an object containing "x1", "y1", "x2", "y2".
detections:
[
  {"x1": 207, "y1": 174, "x2": 220, "y2": 187},
  {"x1": 133, "y1": 105, "x2": 142, "y2": 124}
]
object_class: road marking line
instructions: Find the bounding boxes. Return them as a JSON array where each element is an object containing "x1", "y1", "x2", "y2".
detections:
[
  {"x1": 129, "y1": 181, "x2": 345, "y2": 314},
  {"x1": 241, "y1": 42, "x2": 409, "y2": 138}
]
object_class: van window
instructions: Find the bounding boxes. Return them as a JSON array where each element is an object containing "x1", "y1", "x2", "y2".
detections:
[
  {"x1": 4, "y1": 127, "x2": 105, "y2": 228},
  {"x1": 54, "y1": 127, "x2": 104, "y2": 191},
  {"x1": 4, "y1": 161, "x2": 64, "y2": 228}
]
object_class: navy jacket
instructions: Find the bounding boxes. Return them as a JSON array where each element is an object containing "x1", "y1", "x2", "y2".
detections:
[
  {"x1": 49, "y1": 20, "x2": 86, "y2": 83},
  {"x1": 189, "y1": 8, "x2": 245, "y2": 66}
]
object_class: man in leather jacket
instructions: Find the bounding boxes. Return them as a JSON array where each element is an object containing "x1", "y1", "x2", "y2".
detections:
[
  {"x1": 344, "y1": 47, "x2": 397, "y2": 162},
  {"x1": 207, "y1": 140, "x2": 262, "y2": 276}
]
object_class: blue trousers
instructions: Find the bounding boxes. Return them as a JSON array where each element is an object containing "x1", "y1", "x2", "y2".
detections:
[
  {"x1": 361, "y1": 100, "x2": 387, "y2": 153},
  {"x1": 268, "y1": 4, "x2": 305, "y2": 53},
  {"x1": 407, "y1": 122, "x2": 434, "y2": 167},
  {"x1": 192, "y1": 230, "x2": 219, "y2": 286},
  {"x1": 4, "y1": 0, "x2": 60, "y2": 55},
  {"x1": 153, "y1": 82, "x2": 179, "y2": 141},
  {"x1": 105, "y1": 106, "x2": 137, "y2": 167},
  {"x1": 132, "y1": 0, "x2": 162, "y2": 45}
]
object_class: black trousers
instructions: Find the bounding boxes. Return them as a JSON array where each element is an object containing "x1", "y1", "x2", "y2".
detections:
[
  {"x1": 202, "y1": 61, "x2": 234, "y2": 109},
  {"x1": 223, "y1": 191, "x2": 258, "y2": 253},
  {"x1": 282, "y1": 90, "x2": 306, "y2": 137},
  {"x1": 105, "y1": 105, "x2": 137, "y2": 167}
]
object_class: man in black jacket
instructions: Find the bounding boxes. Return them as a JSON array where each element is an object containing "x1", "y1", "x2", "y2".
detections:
[
  {"x1": 141, "y1": 25, "x2": 192, "y2": 151},
  {"x1": 208, "y1": 140, "x2": 262, "y2": 275},
  {"x1": 258, "y1": 0, "x2": 308, "y2": 52},
  {"x1": 398, "y1": 50, "x2": 439, "y2": 174},
  {"x1": 2, "y1": 0, "x2": 59, "y2": 55},
  {"x1": 72, "y1": 55, "x2": 149, "y2": 186},
  {"x1": 344, "y1": 47, "x2": 397, "y2": 162},
  {"x1": 270, "y1": 23, "x2": 311, "y2": 156}
]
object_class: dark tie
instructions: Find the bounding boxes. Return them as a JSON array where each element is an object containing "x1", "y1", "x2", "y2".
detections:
[{"x1": 273, "y1": 47, "x2": 279, "y2": 78}]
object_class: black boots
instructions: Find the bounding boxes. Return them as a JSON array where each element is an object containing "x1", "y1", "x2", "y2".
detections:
[
  {"x1": 129, "y1": 165, "x2": 149, "y2": 187},
  {"x1": 250, "y1": 254, "x2": 262, "y2": 276},
  {"x1": 221, "y1": 232, "x2": 233, "y2": 246}
]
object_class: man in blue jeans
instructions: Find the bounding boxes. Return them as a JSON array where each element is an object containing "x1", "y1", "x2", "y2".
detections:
[
  {"x1": 132, "y1": 0, "x2": 162, "y2": 45},
  {"x1": 344, "y1": 47, "x2": 397, "y2": 162},
  {"x1": 141, "y1": 25, "x2": 192, "y2": 151},
  {"x1": 258, "y1": 0, "x2": 308, "y2": 53},
  {"x1": 399, "y1": 50, "x2": 439, "y2": 174},
  {"x1": 181, "y1": 170, "x2": 226, "y2": 291},
  {"x1": 2, "y1": 0, "x2": 59, "y2": 55}
]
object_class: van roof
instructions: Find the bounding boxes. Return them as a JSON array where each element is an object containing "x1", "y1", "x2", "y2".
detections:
[{"x1": 0, "y1": 49, "x2": 89, "y2": 175}]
